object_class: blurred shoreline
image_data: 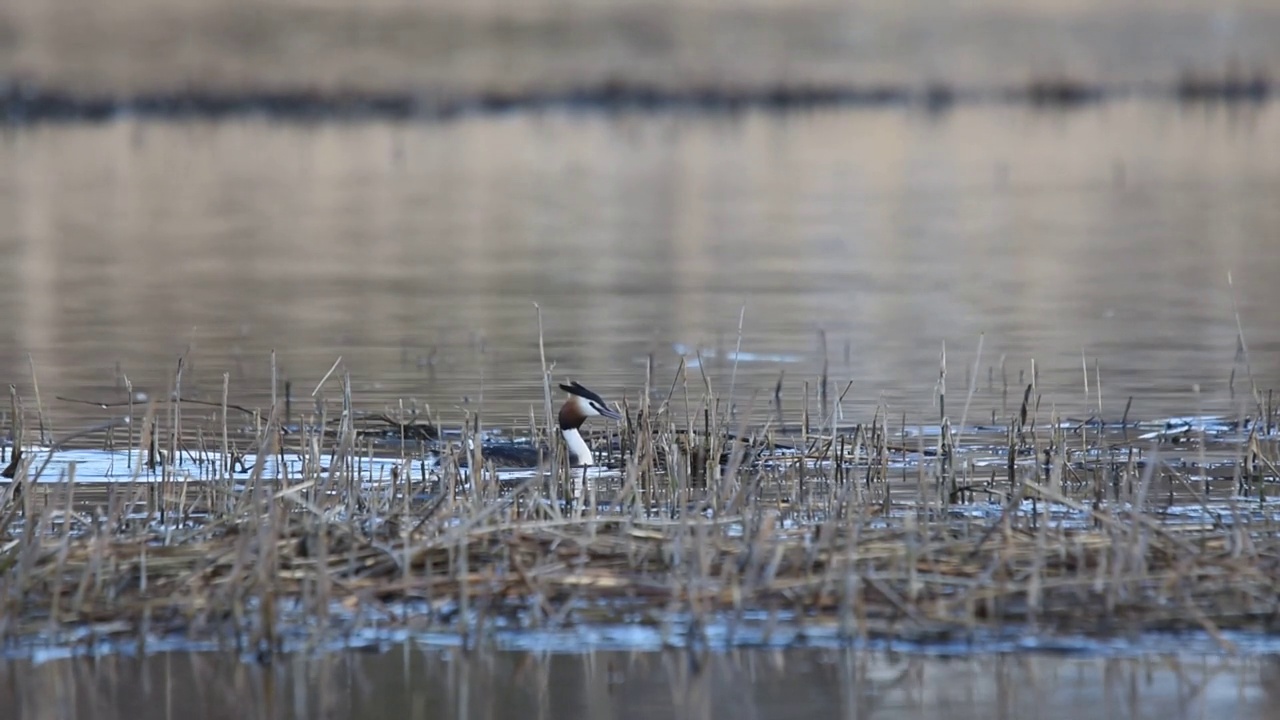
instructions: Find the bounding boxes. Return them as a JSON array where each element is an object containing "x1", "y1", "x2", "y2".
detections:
[{"x1": 0, "y1": 72, "x2": 1273, "y2": 124}]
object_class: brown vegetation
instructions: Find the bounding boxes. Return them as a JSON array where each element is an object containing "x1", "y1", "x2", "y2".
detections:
[{"x1": 1, "y1": 337, "x2": 1278, "y2": 657}]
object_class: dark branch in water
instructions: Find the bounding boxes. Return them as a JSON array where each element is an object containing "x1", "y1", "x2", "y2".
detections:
[
  {"x1": 0, "y1": 447, "x2": 19, "y2": 479},
  {"x1": 57, "y1": 394, "x2": 260, "y2": 417}
]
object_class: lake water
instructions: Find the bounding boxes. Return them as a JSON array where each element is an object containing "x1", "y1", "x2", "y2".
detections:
[
  {"x1": 1, "y1": 102, "x2": 1278, "y2": 436},
  {"x1": 2, "y1": 645, "x2": 1276, "y2": 720}
]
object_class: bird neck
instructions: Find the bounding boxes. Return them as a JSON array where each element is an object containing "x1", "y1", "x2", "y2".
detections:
[{"x1": 560, "y1": 426, "x2": 594, "y2": 467}]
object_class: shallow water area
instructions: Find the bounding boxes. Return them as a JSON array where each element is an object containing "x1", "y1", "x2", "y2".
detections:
[{"x1": 2, "y1": 643, "x2": 1277, "y2": 720}]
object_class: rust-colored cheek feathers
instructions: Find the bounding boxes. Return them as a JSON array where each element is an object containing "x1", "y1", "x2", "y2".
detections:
[{"x1": 558, "y1": 397, "x2": 589, "y2": 431}]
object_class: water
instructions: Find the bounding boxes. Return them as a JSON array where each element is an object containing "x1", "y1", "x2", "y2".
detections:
[
  {"x1": 1, "y1": 644, "x2": 1274, "y2": 720},
  {"x1": 3, "y1": 0, "x2": 1279, "y2": 95},
  {"x1": 1, "y1": 103, "x2": 1278, "y2": 437}
]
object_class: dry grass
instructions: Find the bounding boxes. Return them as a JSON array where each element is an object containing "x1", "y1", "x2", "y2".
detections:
[{"x1": 2, "y1": 348, "x2": 1280, "y2": 656}]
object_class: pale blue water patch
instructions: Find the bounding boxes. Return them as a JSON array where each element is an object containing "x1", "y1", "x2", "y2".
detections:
[
  {"x1": 10, "y1": 598, "x2": 1280, "y2": 664},
  {"x1": 1152, "y1": 499, "x2": 1280, "y2": 525},
  {"x1": 474, "y1": 620, "x2": 1280, "y2": 659},
  {"x1": 671, "y1": 343, "x2": 808, "y2": 367},
  {"x1": 6, "y1": 446, "x2": 415, "y2": 484},
  {"x1": 886, "y1": 495, "x2": 1280, "y2": 530},
  {"x1": 10, "y1": 446, "x2": 1277, "y2": 533},
  {"x1": 898, "y1": 416, "x2": 1269, "y2": 442},
  {"x1": 1135, "y1": 414, "x2": 1268, "y2": 441},
  {"x1": 3, "y1": 445, "x2": 623, "y2": 486},
  {"x1": 16, "y1": 447, "x2": 143, "y2": 482}
]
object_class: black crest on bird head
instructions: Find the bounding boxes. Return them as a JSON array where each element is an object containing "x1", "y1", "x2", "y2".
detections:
[
  {"x1": 559, "y1": 381, "x2": 619, "y2": 420},
  {"x1": 560, "y1": 380, "x2": 604, "y2": 405}
]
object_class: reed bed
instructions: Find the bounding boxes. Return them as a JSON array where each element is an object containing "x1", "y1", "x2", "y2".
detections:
[{"x1": 2, "y1": 349, "x2": 1280, "y2": 657}]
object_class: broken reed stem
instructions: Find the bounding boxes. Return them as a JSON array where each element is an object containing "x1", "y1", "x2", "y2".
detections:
[
  {"x1": 1227, "y1": 270, "x2": 1263, "y2": 414},
  {"x1": 725, "y1": 305, "x2": 745, "y2": 427},
  {"x1": 27, "y1": 355, "x2": 48, "y2": 446},
  {"x1": 533, "y1": 302, "x2": 561, "y2": 515}
]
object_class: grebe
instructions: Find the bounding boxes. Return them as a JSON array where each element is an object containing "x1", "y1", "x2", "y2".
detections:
[
  {"x1": 556, "y1": 381, "x2": 622, "y2": 467},
  {"x1": 443, "y1": 381, "x2": 622, "y2": 469}
]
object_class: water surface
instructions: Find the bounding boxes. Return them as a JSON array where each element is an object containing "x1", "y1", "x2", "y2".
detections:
[
  {"x1": 1, "y1": 103, "x2": 1277, "y2": 436},
  {"x1": 2, "y1": 645, "x2": 1274, "y2": 720},
  {"x1": 3, "y1": 0, "x2": 1279, "y2": 95}
]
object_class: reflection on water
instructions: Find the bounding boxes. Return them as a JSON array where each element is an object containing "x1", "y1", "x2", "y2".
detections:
[
  {"x1": 1, "y1": 646, "x2": 1274, "y2": 720},
  {"x1": 1, "y1": 104, "x2": 1278, "y2": 435}
]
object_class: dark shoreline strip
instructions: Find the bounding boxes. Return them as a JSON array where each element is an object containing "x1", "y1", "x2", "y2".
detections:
[{"x1": 0, "y1": 76, "x2": 1272, "y2": 124}]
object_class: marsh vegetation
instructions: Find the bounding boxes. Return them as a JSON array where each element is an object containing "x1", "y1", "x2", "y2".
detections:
[{"x1": 2, "y1": 322, "x2": 1278, "y2": 660}]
